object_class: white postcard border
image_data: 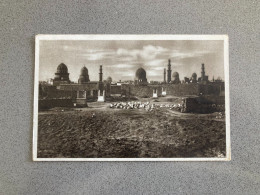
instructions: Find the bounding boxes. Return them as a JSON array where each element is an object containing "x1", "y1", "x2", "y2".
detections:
[{"x1": 33, "y1": 34, "x2": 231, "y2": 161}]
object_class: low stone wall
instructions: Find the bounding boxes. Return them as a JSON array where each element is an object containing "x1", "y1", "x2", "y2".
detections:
[
  {"x1": 183, "y1": 96, "x2": 225, "y2": 113},
  {"x1": 198, "y1": 84, "x2": 223, "y2": 96},
  {"x1": 40, "y1": 85, "x2": 77, "y2": 99},
  {"x1": 128, "y1": 85, "x2": 152, "y2": 97},
  {"x1": 111, "y1": 85, "x2": 122, "y2": 95},
  {"x1": 40, "y1": 83, "x2": 225, "y2": 101},
  {"x1": 121, "y1": 83, "x2": 223, "y2": 98},
  {"x1": 122, "y1": 84, "x2": 199, "y2": 97},
  {"x1": 198, "y1": 95, "x2": 225, "y2": 105},
  {"x1": 38, "y1": 99, "x2": 73, "y2": 110},
  {"x1": 165, "y1": 84, "x2": 199, "y2": 96}
]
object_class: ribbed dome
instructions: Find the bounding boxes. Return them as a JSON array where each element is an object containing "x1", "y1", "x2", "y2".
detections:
[
  {"x1": 135, "y1": 68, "x2": 146, "y2": 80},
  {"x1": 80, "y1": 66, "x2": 88, "y2": 75},
  {"x1": 78, "y1": 66, "x2": 90, "y2": 83},
  {"x1": 57, "y1": 63, "x2": 68, "y2": 74},
  {"x1": 53, "y1": 63, "x2": 70, "y2": 84},
  {"x1": 172, "y1": 72, "x2": 179, "y2": 78}
]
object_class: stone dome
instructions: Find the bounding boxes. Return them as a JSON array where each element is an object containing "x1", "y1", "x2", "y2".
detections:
[
  {"x1": 107, "y1": 76, "x2": 112, "y2": 83},
  {"x1": 135, "y1": 68, "x2": 147, "y2": 84},
  {"x1": 171, "y1": 71, "x2": 180, "y2": 84},
  {"x1": 191, "y1": 72, "x2": 197, "y2": 83},
  {"x1": 57, "y1": 63, "x2": 68, "y2": 74},
  {"x1": 172, "y1": 72, "x2": 179, "y2": 78},
  {"x1": 78, "y1": 66, "x2": 90, "y2": 83},
  {"x1": 136, "y1": 68, "x2": 146, "y2": 79},
  {"x1": 192, "y1": 73, "x2": 197, "y2": 78},
  {"x1": 80, "y1": 66, "x2": 88, "y2": 75},
  {"x1": 54, "y1": 63, "x2": 70, "y2": 83}
]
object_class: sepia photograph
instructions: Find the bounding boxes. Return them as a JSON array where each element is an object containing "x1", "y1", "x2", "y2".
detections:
[{"x1": 33, "y1": 35, "x2": 230, "y2": 161}]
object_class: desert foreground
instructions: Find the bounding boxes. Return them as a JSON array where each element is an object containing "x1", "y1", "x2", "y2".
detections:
[{"x1": 37, "y1": 101, "x2": 226, "y2": 158}]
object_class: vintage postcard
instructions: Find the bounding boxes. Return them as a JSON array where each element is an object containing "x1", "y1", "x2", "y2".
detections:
[{"x1": 33, "y1": 35, "x2": 230, "y2": 161}]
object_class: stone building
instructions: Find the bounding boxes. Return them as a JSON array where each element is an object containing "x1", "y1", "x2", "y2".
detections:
[
  {"x1": 198, "y1": 63, "x2": 209, "y2": 83},
  {"x1": 47, "y1": 64, "x2": 108, "y2": 105},
  {"x1": 78, "y1": 66, "x2": 90, "y2": 84},
  {"x1": 191, "y1": 73, "x2": 197, "y2": 83},
  {"x1": 163, "y1": 68, "x2": 166, "y2": 83},
  {"x1": 53, "y1": 63, "x2": 70, "y2": 86},
  {"x1": 106, "y1": 76, "x2": 112, "y2": 83},
  {"x1": 171, "y1": 72, "x2": 181, "y2": 84},
  {"x1": 134, "y1": 68, "x2": 147, "y2": 85},
  {"x1": 167, "y1": 59, "x2": 172, "y2": 83}
]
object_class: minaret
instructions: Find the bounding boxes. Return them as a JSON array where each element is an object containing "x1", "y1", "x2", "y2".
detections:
[
  {"x1": 163, "y1": 68, "x2": 166, "y2": 83},
  {"x1": 201, "y1": 63, "x2": 205, "y2": 81},
  {"x1": 167, "y1": 59, "x2": 172, "y2": 83},
  {"x1": 99, "y1": 65, "x2": 103, "y2": 82}
]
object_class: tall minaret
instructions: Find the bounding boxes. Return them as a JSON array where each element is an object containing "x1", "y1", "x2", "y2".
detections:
[
  {"x1": 163, "y1": 68, "x2": 166, "y2": 83},
  {"x1": 167, "y1": 59, "x2": 172, "y2": 83},
  {"x1": 99, "y1": 65, "x2": 103, "y2": 82},
  {"x1": 201, "y1": 63, "x2": 205, "y2": 81}
]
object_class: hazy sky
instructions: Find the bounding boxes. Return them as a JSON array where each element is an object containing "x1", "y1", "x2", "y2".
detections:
[{"x1": 39, "y1": 40, "x2": 224, "y2": 82}]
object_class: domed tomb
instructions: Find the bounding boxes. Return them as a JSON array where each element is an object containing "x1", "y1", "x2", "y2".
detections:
[
  {"x1": 106, "y1": 76, "x2": 112, "y2": 83},
  {"x1": 78, "y1": 66, "x2": 90, "y2": 84},
  {"x1": 171, "y1": 71, "x2": 181, "y2": 84},
  {"x1": 191, "y1": 73, "x2": 197, "y2": 83},
  {"x1": 54, "y1": 63, "x2": 70, "y2": 82},
  {"x1": 135, "y1": 68, "x2": 147, "y2": 84}
]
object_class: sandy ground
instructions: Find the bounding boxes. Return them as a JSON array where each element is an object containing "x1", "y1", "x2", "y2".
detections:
[{"x1": 37, "y1": 101, "x2": 226, "y2": 158}]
